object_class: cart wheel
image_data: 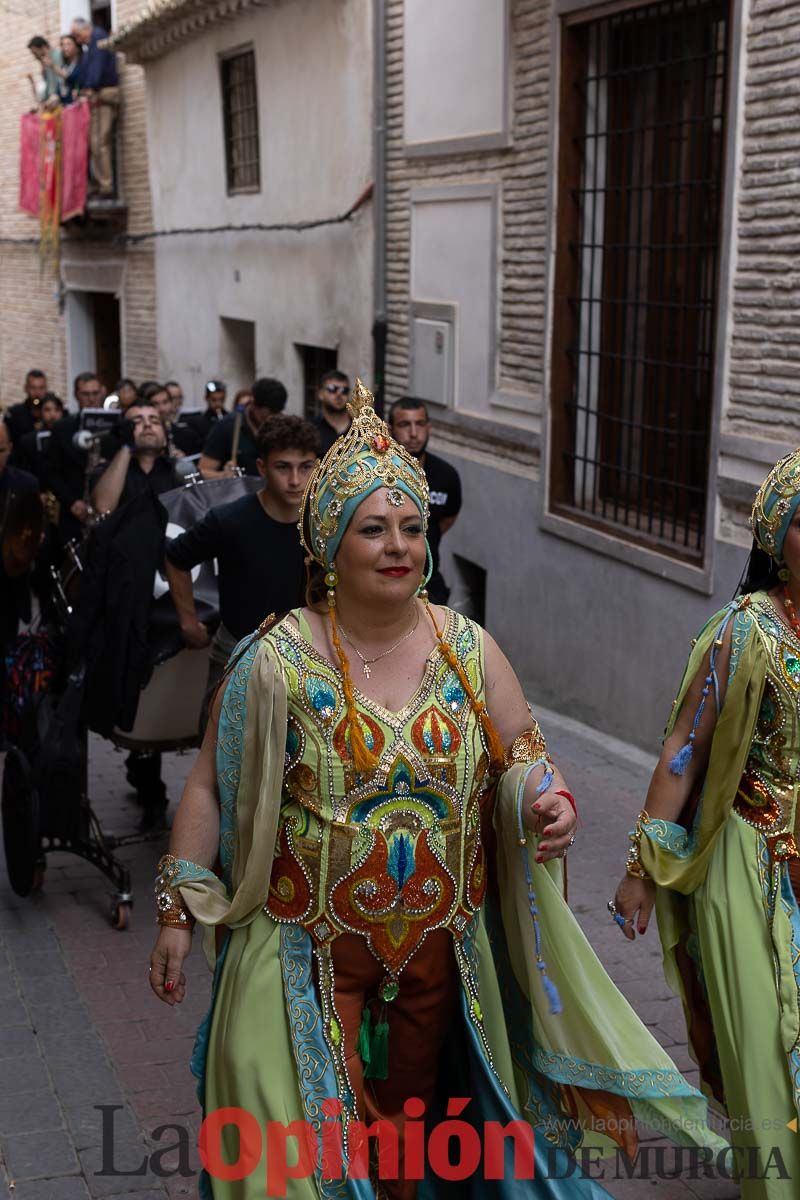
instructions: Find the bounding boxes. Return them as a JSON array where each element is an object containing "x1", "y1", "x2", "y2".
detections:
[
  {"x1": 111, "y1": 901, "x2": 132, "y2": 931},
  {"x1": 1, "y1": 748, "x2": 40, "y2": 897}
]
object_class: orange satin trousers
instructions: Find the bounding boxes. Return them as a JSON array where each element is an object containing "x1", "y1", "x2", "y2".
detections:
[{"x1": 325, "y1": 928, "x2": 460, "y2": 1200}]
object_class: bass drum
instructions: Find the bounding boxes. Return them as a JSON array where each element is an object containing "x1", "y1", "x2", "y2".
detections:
[{"x1": 110, "y1": 646, "x2": 210, "y2": 754}]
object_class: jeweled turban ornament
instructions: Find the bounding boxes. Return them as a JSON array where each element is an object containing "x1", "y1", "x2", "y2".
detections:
[
  {"x1": 300, "y1": 379, "x2": 431, "y2": 571},
  {"x1": 751, "y1": 447, "x2": 800, "y2": 560}
]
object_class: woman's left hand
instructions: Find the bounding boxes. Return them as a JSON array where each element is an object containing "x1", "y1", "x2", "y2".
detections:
[{"x1": 521, "y1": 768, "x2": 576, "y2": 861}]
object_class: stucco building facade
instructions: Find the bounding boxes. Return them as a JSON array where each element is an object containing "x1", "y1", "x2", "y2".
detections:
[
  {"x1": 113, "y1": 0, "x2": 375, "y2": 411},
  {"x1": 0, "y1": 0, "x2": 157, "y2": 410}
]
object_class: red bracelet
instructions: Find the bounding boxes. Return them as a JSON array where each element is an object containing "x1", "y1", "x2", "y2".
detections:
[{"x1": 553, "y1": 788, "x2": 577, "y2": 816}]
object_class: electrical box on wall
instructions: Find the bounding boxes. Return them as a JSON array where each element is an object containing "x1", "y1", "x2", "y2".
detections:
[{"x1": 410, "y1": 302, "x2": 456, "y2": 407}]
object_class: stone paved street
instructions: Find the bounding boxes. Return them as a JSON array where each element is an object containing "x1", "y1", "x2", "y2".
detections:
[{"x1": 0, "y1": 706, "x2": 741, "y2": 1199}]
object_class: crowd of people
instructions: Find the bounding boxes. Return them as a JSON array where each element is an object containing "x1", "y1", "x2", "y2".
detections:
[
  {"x1": 27, "y1": 17, "x2": 119, "y2": 197},
  {"x1": 0, "y1": 366, "x2": 463, "y2": 824}
]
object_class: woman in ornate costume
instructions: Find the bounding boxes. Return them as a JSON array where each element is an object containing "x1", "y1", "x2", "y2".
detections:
[
  {"x1": 613, "y1": 448, "x2": 800, "y2": 1199},
  {"x1": 150, "y1": 384, "x2": 722, "y2": 1198}
]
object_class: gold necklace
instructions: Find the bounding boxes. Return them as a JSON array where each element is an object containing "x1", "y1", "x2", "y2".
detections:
[{"x1": 338, "y1": 608, "x2": 420, "y2": 678}]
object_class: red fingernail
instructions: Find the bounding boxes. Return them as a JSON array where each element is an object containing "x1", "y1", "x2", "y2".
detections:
[
  {"x1": 638, "y1": 927, "x2": 645, "y2": 935},
  {"x1": 535, "y1": 855, "x2": 543, "y2": 863},
  {"x1": 539, "y1": 844, "x2": 548, "y2": 852},
  {"x1": 532, "y1": 803, "x2": 541, "y2": 811},
  {"x1": 165, "y1": 981, "x2": 174, "y2": 993}
]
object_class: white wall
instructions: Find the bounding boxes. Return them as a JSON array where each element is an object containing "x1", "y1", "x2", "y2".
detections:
[
  {"x1": 410, "y1": 189, "x2": 496, "y2": 415},
  {"x1": 404, "y1": 0, "x2": 507, "y2": 147},
  {"x1": 143, "y1": 0, "x2": 374, "y2": 408}
]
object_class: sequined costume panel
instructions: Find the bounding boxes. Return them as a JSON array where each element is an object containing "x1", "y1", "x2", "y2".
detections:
[
  {"x1": 263, "y1": 608, "x2": 491, "y2": 980},
  {"x1": 736, "y1": 595, "x2": 800, "y2": 859}
]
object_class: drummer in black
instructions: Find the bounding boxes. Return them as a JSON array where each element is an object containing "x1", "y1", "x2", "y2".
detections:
[
  {"x1": 165, "y1": 414, "x2": 319, "y2": 711},
  {"x1": 198, "y1": 377, "x2": 287, "y2": 479},
  {"x1": 184, "y1": 379, "x2": 227, "y2": 446}
]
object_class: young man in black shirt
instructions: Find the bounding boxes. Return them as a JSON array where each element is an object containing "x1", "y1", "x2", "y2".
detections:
[
  {"x1": 389, "y1": 397, "x2": 462, "y2": 604},
  {"x1": 312, "y1": 369, "x2": 352, "y2": 454},
  {"x1": 198, "y1": 377, "x2": 287, "y2": 478},
  {"x1": 165, "y1": 413, "x2": 320, "y2": 703}
]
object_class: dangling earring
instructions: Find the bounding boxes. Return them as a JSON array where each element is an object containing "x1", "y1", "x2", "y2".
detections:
[
  {"x1": 417, "y1": 540, "x2": 433, "y2": 601},
  {"x1": 325, "y1": 569, "x2": 338, "y2": 608},
  {"x1": 779, "y1": 564, "x2": 790, "y2": 582}
]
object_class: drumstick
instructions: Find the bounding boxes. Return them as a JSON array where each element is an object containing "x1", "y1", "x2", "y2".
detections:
[{"x1": 230, "y1": 411, "x2": 242, "y2": 470}]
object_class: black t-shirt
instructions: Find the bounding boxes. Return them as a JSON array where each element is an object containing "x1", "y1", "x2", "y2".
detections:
[
  {"x1": 164, "y1": 492, "x2": 306, "y2": 640},
  {"x1": 5, "y1": 400, "x2": 39, "y2": 457},
  {"x1": 423, "y1": 450, "x2": 462, "y2": 570},
  {"x1": 92, "y1": 455, "x2": 179, "y2": 509},
  {"x1": 313, "y1": 414, "x2": 351, "y2": 456},
  {"x1": 203, "y1": 413, "x2": 260, "y2": 476},
  {"x1": 171, "y1": 418, "x2": 203, "y2": 457},
  {"x1": 185, "y1": 408, "x2": 225, "y2": 445}
]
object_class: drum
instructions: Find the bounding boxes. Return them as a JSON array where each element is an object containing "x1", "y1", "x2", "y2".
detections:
[
  {"x1": 110, "y1": 645, "x2": 211, "y2": 753},
  {"x1": 49, "y1": 538, "x2": 84, "y2": 628}
]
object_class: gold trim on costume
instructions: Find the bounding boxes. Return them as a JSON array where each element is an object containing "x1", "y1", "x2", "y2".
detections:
[
  {"x1": 505, "y1": 724, "x2": 549, "y2": 768},
  {"x1": 154, "y1": 854, "x2": 195, "y2": 928}
]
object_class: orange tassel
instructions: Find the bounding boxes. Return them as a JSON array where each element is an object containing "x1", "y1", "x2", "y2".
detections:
[
  {"x1": 424, "y1": 605, "x2": 506, "y2": 773},
  {"x1": 328, "y1": 607, "x2": 378, "y2": 773}
]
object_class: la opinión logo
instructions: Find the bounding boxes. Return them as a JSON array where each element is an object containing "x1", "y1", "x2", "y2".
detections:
[{"x1": 199, "y1": 1097, "x2": 535, "y2": 1195}]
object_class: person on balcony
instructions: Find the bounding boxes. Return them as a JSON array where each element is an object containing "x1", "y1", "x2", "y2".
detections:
[
  {"x1": 71, "y1": 17, "x2": 119, "y2": 198},
  {"x1": 26, "y1": 36, "x2": 63, "y2": 109},
  {"x1": 55, "y1": 33, "x2": 84, "y2": 105}
]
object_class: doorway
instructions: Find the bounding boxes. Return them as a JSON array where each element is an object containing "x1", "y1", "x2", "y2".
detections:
[
  {"x1": 296, "y1": 343, "x2": 339, "y2": 420},
  {"x1": 65, "y1": 290, "x2": 121, "y2": 394},
  {"x1": 219, "y1": 317, "x2": 256, "y2": 400}
]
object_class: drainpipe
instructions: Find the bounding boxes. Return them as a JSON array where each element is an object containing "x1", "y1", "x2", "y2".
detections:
[{"x1": 372, "y1": 0, "x2": 387, "y2": 416}]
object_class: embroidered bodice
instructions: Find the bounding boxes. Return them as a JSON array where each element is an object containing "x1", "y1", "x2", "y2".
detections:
[
  {"x1": 736, "y1": 594, "x2": 800, "y2": 847},
  {"x1": 263, "y1": 608, "x2": 491, "y2": 980}
]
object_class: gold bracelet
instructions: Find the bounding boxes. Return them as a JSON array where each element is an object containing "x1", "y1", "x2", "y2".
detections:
[
  {"x1": 155, "y1": 853, "x2": 195, "y2": 928},
  {"x1": 506, "y1": 723, "x2": 549, "y2": 768},
  {"x1": 626, "y1": 810, "x2": 651, "y2": 879}
]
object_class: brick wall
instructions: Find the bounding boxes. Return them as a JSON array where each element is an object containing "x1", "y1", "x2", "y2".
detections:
[
  {"x1": 0, "y1": 0, "x2": 156, "y2": 412},
  {"x1": 726, "y1": 0, "x2": 800, "y2": 441},
  {"x1": 384, "y1": 0, "x2": 551, "y2": 406}
]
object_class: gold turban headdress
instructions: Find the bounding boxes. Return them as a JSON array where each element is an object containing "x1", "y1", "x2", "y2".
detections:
[
  {"x1": 751, "y1": 448, "x2": 800, "y2": 559},
  {"x1": 299, "y1": 379, "x2": 430, "y2": 571}
]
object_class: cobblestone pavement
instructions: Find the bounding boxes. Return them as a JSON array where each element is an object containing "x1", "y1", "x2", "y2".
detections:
[{"x1": 0, "y1": 707, "x2": 742, "y2": 1199}]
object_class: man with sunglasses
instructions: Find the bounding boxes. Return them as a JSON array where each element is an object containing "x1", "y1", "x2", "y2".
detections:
[{"x1": 312, "y1": 369, "x2": 351, "y2": 454}]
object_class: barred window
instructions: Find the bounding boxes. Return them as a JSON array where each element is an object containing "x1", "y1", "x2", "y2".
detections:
[
  {"x1": 550, "y1": 0, "x2": 729, "y2": 561},
  {"x1": 221, "y1": 49, "x2": 260, "y2": 193}
]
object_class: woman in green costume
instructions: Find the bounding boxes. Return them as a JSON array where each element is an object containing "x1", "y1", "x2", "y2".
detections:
[
  {"x1": 613, "y1": 448, "x2": 800, "y2": 1198},
  {"x1": 149, "y1": 383, "x2": 723, "y2": 1199}
]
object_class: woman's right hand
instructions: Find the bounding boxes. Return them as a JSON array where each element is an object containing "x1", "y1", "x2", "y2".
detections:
[
  {"x1": 613, "y1": 875, "x2": 656, "y2": 942},
  {"x1": 149, "y1": 926, "x2": 193, "y2": 1005}
]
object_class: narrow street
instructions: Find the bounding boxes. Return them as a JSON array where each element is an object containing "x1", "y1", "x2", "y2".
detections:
[{"x1": 0, "y1": 705, "x2": 740, "y2": 1199}]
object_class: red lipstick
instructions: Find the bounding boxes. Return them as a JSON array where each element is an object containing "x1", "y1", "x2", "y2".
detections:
[{"x1": 378, "y1": 567, "x2": 411, "y2": 577}]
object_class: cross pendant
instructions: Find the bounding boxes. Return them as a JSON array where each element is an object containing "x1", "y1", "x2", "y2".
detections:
[{"x1": 362, "y1": 663, "x2": 371, "y2": 679}]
